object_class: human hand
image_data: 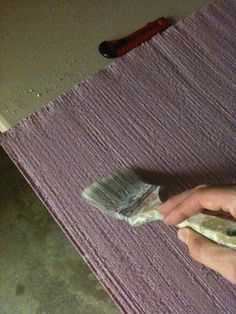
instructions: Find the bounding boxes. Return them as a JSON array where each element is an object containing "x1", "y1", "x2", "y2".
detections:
[{"x1": 158, "y1": 185, "x2": 236, "y2": 284}]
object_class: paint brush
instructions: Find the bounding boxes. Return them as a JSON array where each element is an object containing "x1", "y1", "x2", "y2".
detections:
[{"x1": 83, "y1": 169, "x2": 236, "y2": 249}]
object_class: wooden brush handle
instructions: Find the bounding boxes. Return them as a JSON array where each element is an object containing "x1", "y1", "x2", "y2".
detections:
[{"x1": 177, "y1": 213, "x2": 236, "y2": 249}]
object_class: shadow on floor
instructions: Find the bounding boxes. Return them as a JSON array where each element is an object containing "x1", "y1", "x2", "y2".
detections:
[{"x1": 0, "y1": 147, "x2": 119, "y2": 314}]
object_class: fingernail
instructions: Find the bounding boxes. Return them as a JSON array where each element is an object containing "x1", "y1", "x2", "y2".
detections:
[
  {"x1": 178, "y1": 229, "x2": 189, "y2": 243},
  {"x1": 163, "y1": 216, "x2": 169, "y2": 224},
  {"x1": 163, "y1": 215, "x2": 173, "y2": 225}
]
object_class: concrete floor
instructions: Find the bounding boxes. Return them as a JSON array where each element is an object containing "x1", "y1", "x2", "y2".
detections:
[
  {"x1": 0, "y1": 148, "x2": 119, "y2": 314},
  {"x1": 1, "y1": 0, "x2": 209, "y2": 131},
  {"x1": 1, "y1": 1, "x2": 210, "y2": 313}
]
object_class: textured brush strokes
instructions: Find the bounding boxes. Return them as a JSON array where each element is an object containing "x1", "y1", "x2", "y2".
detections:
[{"x1": 1, "y1": 0, "x2": 236, "y2": 313}]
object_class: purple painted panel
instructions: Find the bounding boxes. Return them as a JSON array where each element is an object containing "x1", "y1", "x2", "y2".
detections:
[{"x1": 1, "y1": 0, "x2": 236, "y2": 312}]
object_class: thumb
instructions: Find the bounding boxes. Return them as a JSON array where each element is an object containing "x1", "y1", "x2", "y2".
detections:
[{"x1": 178, "y1": 228, "x2": 236, "y2": 284}]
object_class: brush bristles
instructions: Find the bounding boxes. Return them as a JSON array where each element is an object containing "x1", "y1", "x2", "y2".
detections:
[{"x1": 82, "y1": 169, "x2": 156, "y2": 217}]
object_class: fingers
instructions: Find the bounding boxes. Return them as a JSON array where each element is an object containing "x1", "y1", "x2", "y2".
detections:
[
  {"x1": 178, "y1": 228, "x2": 236, "y2": 284},
  {"x1": 163, "y1": 186, "x2": 236, "y2": 225},
  {"x1": 158, "y1": 187, "x2": 199, "y2": 216}
]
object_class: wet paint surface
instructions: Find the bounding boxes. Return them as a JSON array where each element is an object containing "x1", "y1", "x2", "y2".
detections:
[{"x1": 1, "y1": 1, "x2": 236, "y2": 313}]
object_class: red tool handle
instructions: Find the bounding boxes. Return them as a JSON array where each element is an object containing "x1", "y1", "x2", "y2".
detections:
[
  {"x1": 99, "y1": 17, "x2": 170, "y2": 58},
  {"x1": 120, "y1": 17, "x2": 169, "y2": 41}
]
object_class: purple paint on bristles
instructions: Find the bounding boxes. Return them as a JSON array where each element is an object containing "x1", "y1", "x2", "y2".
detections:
[{"x1": 1, "y1": 0, "x2": 236, "y2": 312}]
